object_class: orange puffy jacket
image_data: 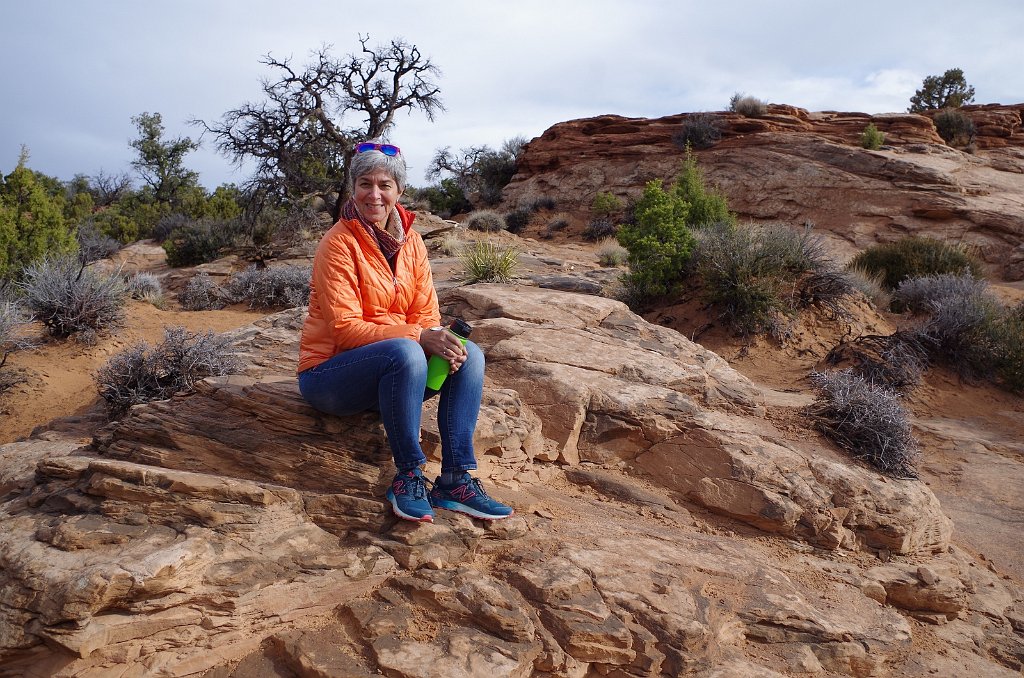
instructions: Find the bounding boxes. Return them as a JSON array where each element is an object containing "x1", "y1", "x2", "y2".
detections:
[{"x1": 297, "y1": 204, "x2": 440, "y2": 373}]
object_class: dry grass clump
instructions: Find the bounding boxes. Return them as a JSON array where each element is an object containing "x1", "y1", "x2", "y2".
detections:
[
  {"x1": 596, "y1": 238, "x2": 627, "y2": 267},
  {"x1": 809, "y1": 370, "x2": 919, "y2": 478},
  {"x1": 464, "y1": 209, "x2": 506, "y2": 232},
  {"x1": 729, "y1": 93, "x2": 768, "y2": 118},
  {"x1": 96, "y1": 326, "x2": 241, "y2": 418}
]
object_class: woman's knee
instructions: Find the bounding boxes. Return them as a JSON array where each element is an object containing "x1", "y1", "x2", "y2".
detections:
[
  {"x1": 383, "y1": 338, "x2": 428, "y2": 377},
  {"x1": 461, "y1": 340, "x2": 485, "y2": 377}
]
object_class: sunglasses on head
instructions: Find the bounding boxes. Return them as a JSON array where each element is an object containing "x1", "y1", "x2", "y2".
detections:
[{"x1": 355, "y1": 142, "x2": 401, "y2": 156}]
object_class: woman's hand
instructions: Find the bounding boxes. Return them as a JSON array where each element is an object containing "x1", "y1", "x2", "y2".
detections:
[{"x1": 419, "y1": 327, "x2": 467, "y2": 372}]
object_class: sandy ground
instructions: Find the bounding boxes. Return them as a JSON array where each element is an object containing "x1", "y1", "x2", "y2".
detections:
[{"x1": 0, "y1": 301, "x2": 265, "y2": 444}]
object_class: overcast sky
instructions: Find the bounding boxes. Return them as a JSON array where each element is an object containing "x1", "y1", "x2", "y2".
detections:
[{"x1": 2, "y1": 0, "x2": 1021, "y2": 190}]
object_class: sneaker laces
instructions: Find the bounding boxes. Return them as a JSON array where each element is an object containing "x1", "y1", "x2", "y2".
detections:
[
  {"x1": 399, "y1": 471, "x2": 429, "y2": 500},
  {"x1": 465, "y1": 476, "x2": 489, "y2": 497}
]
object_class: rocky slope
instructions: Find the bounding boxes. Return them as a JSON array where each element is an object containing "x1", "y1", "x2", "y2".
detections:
[
  {"x1": 502, "y1": 104, "x2": 1024, "y2": 279},
  {"x1": 2, "y1": 271, "x2": 1023, "y2": 676}
]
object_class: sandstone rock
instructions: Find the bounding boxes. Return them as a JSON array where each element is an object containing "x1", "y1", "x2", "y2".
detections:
[
  {"x1": 504, "y1": 105, "x2": 1024, "y2": 279},
  {"x1": 1, "y1": 283, "x2": 1017, "y2": 676}
]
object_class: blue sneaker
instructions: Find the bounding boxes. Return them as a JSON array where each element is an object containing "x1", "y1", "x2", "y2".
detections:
[
  {"x1": 429, "y1": 472, "x2": 514, "y2": 520},
  {"x1": 386, "y1": 469, "x2": 434, "y2": 522}
]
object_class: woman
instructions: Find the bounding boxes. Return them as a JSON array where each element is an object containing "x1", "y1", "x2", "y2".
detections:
[{"x1": 297, "y1": 140, "x2": 513, "y2": 523}]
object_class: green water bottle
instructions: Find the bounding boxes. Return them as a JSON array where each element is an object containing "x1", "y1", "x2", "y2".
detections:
[{"x1": 426, "y1": 319, "x2": 473, "y2": 391}]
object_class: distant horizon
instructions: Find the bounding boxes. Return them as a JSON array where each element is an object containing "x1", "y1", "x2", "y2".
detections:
[{"x1": 8, "y1": 99, "x2": 1022, "y2": 192}]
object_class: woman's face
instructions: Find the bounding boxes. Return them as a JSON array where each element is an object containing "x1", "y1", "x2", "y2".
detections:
[{"x1": 353, "y1": 170, "x2": 402, "y2": 226}]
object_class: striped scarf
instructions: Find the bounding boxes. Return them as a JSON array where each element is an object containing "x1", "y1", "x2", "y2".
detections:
[{"x1": 341, "y1": 197, "x2": 406, "y2": 270}]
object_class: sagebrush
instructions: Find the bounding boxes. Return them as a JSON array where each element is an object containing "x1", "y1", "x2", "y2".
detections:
[
  {"x1": 125, "y1": 272, "x2": 163, "y2": 303},
  {"x1": 694, "y1": 223, "x2": 853, "y2": 335},
  {"x1": 223, "y1": 264, "x2": 311, "y2": 309},
  {"x1": 673, "y1": 112, "x2": 722, "y2": 150},
  {"x1": 96, "y1": 326, "x2": 242, "y2": 417},
  {"x1": 809, "y1": 370, "x2": 919, "y2": 478},
  {"x1": 596, "y1": 238, "x2": 627, "y2": 267},
  {"x1": 18, "y1": 256, "x2": 126, "y2": 341},
  {"x1": 0, "y1": 300, "x2": 29, "y2": 370},
  {"x1": 178, "y1": 273, "x2": 225, "y2": 311}
]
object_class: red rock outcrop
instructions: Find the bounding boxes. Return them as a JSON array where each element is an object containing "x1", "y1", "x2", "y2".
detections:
[{"x1": 502, "y1": 104, "x2": 1024, "y2": 279}]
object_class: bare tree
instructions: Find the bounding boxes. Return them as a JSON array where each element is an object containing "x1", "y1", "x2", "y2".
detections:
[
  {"x1": 90, "y1": 169, "x2": 134, "y2": 207},
  {"x1": 194, "y1": 36, "x2": 443, "y2": 216}
]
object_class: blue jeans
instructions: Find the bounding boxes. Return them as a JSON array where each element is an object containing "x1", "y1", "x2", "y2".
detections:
[{"x1": 298, "y1": 338, "x2": 483, "y2": 474}]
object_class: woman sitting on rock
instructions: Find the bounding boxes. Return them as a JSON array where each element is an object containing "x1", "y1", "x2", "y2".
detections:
[{"x1": 296, "y1": 140, "x2": 513, "y2": 523}]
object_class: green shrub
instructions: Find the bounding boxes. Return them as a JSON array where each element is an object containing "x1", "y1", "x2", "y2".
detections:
[
  {"x1": 616, "y1": 150, "x2": 735, "y2": 305},
  {"x1": 809, "y1": 370, "x2": 919, "y2": 478},
  {"x1": 933, "y1": 108, "x2": 976, "y2": 146},
  {"x1": 847, "y1": 237, "x2": 983, "y2": 291},
  {"x1": 18, "y1": 255, "x2": 126, "y2": 342},
  {"x1": 673, "y1": 112, "x2": 722, "y2": 150},
  {"x1": 991, "y1": 303, "x2": 1024, "y2": 393},
  {"x1": 223, "y1": 264, "x2": 311, "y2": 309},
  {"x1": 617, "y1": 179, "x2": 696, "y2": 302},
  {"x1": 0, "y1": 152, "x2": 78, "y2": 280},
  {"x1": 178, "y1": 273, "x2": 225, "y2": 311},
  {"x1": 420, "y1": 178, "x2": 471, "y2": 218},
  {"x1": 729, "y1": 93, "x2": 767, "y2": 118},
  {"x1": 596, "y1": 238, "x2": 627, "y2": 267},
  {"x1": 504, "y1": 208, "x2": 531, "y2": 234},
  {"x1": 96, "y1": 326, "x2": 241, "y2": 418},
  {"x1": 163, "y1": 219, "x2": 230, "y2": 267},
  {"x1": 461, "y1": 241, "x2": 519, "y2": 283},
  {"x1": 674, "y1": 148, "x2": 734, "y2": 228},
  {"x1": 90, "y1": 208, "x2": 139, "y2": 244},
  {"x1": 860, "y1": 123, "x2": 885, "y2": 150},
  {"x1": 464, "y1": 209, "x2": 506, "y2": 232},
  {"x1": 591, "y1": 192, "x2": 624, "y2": 219}
]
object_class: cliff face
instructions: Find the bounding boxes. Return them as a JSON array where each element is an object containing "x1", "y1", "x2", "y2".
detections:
[{"x1": 502, "y1": 104, "x2": 1024, "y2": 279}]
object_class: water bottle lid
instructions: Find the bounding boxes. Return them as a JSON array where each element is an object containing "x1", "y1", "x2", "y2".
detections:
[{"x1": 450, "y1": 318, "x2": 473, "y2": 338}]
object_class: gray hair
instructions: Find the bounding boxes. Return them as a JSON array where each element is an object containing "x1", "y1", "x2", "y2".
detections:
[{"x1": 348, "y1": 140, "x2": 407, "y2": 193}]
